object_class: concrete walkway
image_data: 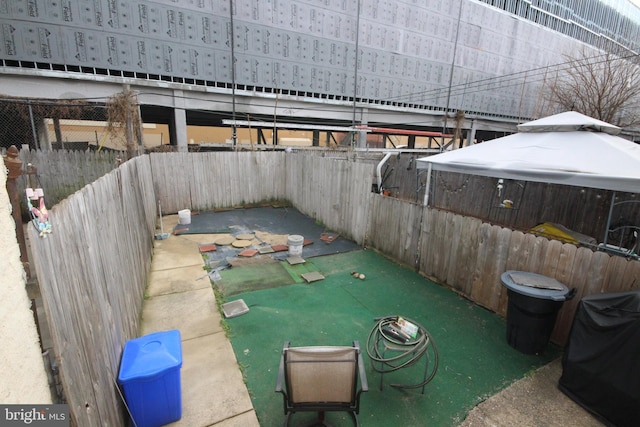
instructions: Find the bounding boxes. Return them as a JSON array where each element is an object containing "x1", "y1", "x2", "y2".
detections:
[
  {"x1": 459, "y1": 358, "x2": 604, "y2": 427},
  {"x1": 141, "y1": 214, "x2": 260, "y2": 427}
]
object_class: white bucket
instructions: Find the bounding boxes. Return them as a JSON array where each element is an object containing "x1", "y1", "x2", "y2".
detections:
[
  {"x1": 178, "y1": 209, "x2": 191, "y2": 225},
  {"x1": 287, "y1": 234, "x2": 304, "y2": 256}
]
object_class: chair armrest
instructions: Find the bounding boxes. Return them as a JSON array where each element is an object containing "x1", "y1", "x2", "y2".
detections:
[
  {"x1": 353, "y1": 340, "x2": 369, "y2": 392},
  {"x1": 275, "y1": 354, "x2": 285, "y2": 393},
  {"x1": 275, "y1": 341, "x2": 290, "y2": 394}
]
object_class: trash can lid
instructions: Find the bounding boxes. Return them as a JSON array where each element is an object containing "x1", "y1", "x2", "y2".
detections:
[
  {"x1": 118, "y1": 329, "x2": 182, "y2": 382},
  {"x1": 501, "y1": 270, "x2": 570, "y2": 301}
]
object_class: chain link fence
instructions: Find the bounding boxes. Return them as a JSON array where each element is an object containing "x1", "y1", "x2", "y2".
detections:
[
  {"x1": 0, "y1": 95, "x2": 151, "y2": 154},
  {"x1": 1, "y1": 97, "x2": 108, "y2": 151},
  {"x1": 0, "y1": 96, "x2": 138, "y2": 214}
]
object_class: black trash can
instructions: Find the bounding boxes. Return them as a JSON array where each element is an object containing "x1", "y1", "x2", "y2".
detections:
[{"x1": 501, "y1": 271, "x2": 575, "y2": 355}]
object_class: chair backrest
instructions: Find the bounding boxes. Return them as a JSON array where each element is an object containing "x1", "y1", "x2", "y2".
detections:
[{"x1": 284, "y1": 346, "x2": 358, "y2": 404}]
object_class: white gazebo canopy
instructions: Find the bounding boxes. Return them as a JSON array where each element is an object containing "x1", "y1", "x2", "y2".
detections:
[{"x1": 416, "y1": 111, "x2": 640, "y2": 195}]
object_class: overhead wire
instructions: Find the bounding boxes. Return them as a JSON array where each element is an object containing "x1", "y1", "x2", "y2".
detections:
[
  {"x1": 381, "y1": 49, "x2": 638, "y2": 103},
  {"x1": 131, "y1": 49, "x2": 636, "y2": 120}
]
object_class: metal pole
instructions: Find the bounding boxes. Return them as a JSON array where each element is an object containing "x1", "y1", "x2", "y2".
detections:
[
  {"x1": 125, "y1": 90, "x2": 135, "y2": 158},
  {"x1": 441, "y1": 0, "x2": 463, "y2": 152},
  {"x1": 229, "y1": 0, "x2": 238, "y2": 149},
  {"x1": 423, "y1": 163, "x2": 432, "y2": 207},
  {"x1": 28, "y1": 103, "x2": 40, "y2": 150},
  {"x1": 137, "y1": 102, "x2": 145, "y2": 155},
  {"x1": 352, "y1": 0, "x2": 361, "y2": 148},
  {"x1": 416, "y1": 163, "x2": 433, "y2": 272},
  {"x1": 54, "y1": 118, "x2": 63, "y2": 150},
  {"x1": 603, "y1": 191, "x2": 617, "y2": 246}
]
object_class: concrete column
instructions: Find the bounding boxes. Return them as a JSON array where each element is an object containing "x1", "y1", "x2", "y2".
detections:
[
  {"x1": 467, "y1": 119, "x2": 478, "y2": 146},
  {"x1": 38, "y1": 118, "x2": 52, "y2": 151},
  {"x1": 357, "y1": 107, "x2": 368, "y2": 148},
  {"x1": 170, "y1": 108, "x2": 188, "y2": 152},
  {"x1": 172, "y1": 90, "x2": 188, "y2": 152},
  {"x1": 408, "y1": 135, "x2": 416, "y2": 149}
]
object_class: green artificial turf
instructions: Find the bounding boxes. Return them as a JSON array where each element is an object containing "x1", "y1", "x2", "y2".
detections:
[
  {"x1": 215, "y1": 259, "x2": 295, "y2": 296},
  {"x1": 219, "y1": 249, "x2": 559, "y2": 427}
]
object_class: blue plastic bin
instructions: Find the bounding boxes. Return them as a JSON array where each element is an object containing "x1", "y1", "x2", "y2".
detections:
[{"x1": 118, "y1": 330, "x2": 183, "y2": 427}]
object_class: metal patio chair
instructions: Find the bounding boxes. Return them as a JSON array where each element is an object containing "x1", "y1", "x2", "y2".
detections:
[{"x1": 275, "y1": 341, "x2": 368, "y2": 427}]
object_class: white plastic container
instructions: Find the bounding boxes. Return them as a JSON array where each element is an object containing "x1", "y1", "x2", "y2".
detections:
[
  {"x1": 287, "y1": 234, "x2": 304, "y2": 256},
  {"x1": 178, "y1": 209, "x2": 191, "y2": 225}
]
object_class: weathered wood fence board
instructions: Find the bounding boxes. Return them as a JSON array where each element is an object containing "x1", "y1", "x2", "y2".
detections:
[
  {"x1": 286, "y1": 155, "x2": 372, "y2": 244},
  {"x1": 150, "y1": 151, "x2": 288, "y2": 214},
  {"x1": 30, "y1": 156, "x2": 155, "y2": 426},
  {"x1": 365, "y1": 194, "x2": 423, "y2": 268},
  {"x1": 453, "y1": 214, "x2": 481, "y2": 296},
  {"x1": 420, "y1": 208, "x2": 443, "y2": 279}
]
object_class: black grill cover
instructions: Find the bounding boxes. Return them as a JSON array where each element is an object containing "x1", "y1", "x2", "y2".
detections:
[{"x1": 559, "y1": 291, "x2": 640, "y2": 427}]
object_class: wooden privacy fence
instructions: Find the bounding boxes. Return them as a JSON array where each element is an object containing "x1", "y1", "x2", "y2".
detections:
[
  {"x1": 150, "y1": 151, "x2": 288, "y2": 214},
  {"x1": 26, "y1": 151, "x2": 639, "y2": 425},
  {"x1": 17, "y1": 147, "x2": 122, "y2": 209},
  {"x1": 366, "y1": 193, "x2": 424, "y2": 268},
  {"x1": 285, "y1": 153, "x2": 373, "y2": 244},
  {"x1": 366, "y1": 196, "x2": 640, "y2": 345},
  {"x1": 29, "y1": 156, "x2": 156, "y2": 426},
  {"x1": 150, "y1": 151, "x2": 374, "y2": 244}
]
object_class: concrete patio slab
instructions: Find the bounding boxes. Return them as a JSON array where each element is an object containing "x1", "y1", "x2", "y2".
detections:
[
  {"x1": 141, "y1": 221, "x2": 259, "y2": 427},
  {"x1": 172, "y1": 333, "x2": 259, "y2": 427},
  {"x1": 152, "y1": 236, "x2": 206, "y2": 270},
  {"x1": 180, "y1": 233, "x2": 231, "y2": 246},
  {"x1": 141, "y1": 287, "x2": 220, "y2": 340},
  {"x1": 147, "y1": 264, "x2": 210, "y2": 297},
  {"x1": 208, "y1": 411, "x2": 261, "y2": 427}
]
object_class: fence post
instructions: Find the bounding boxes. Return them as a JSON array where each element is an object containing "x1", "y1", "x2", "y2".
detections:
[{"x1": 3, "y1": 145, "x2": 29, "y2": 277}]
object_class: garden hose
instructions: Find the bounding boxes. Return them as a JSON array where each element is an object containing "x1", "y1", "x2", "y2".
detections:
[{"x1": 366, "y1": 315, "x2": 439, "y2": 391}]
